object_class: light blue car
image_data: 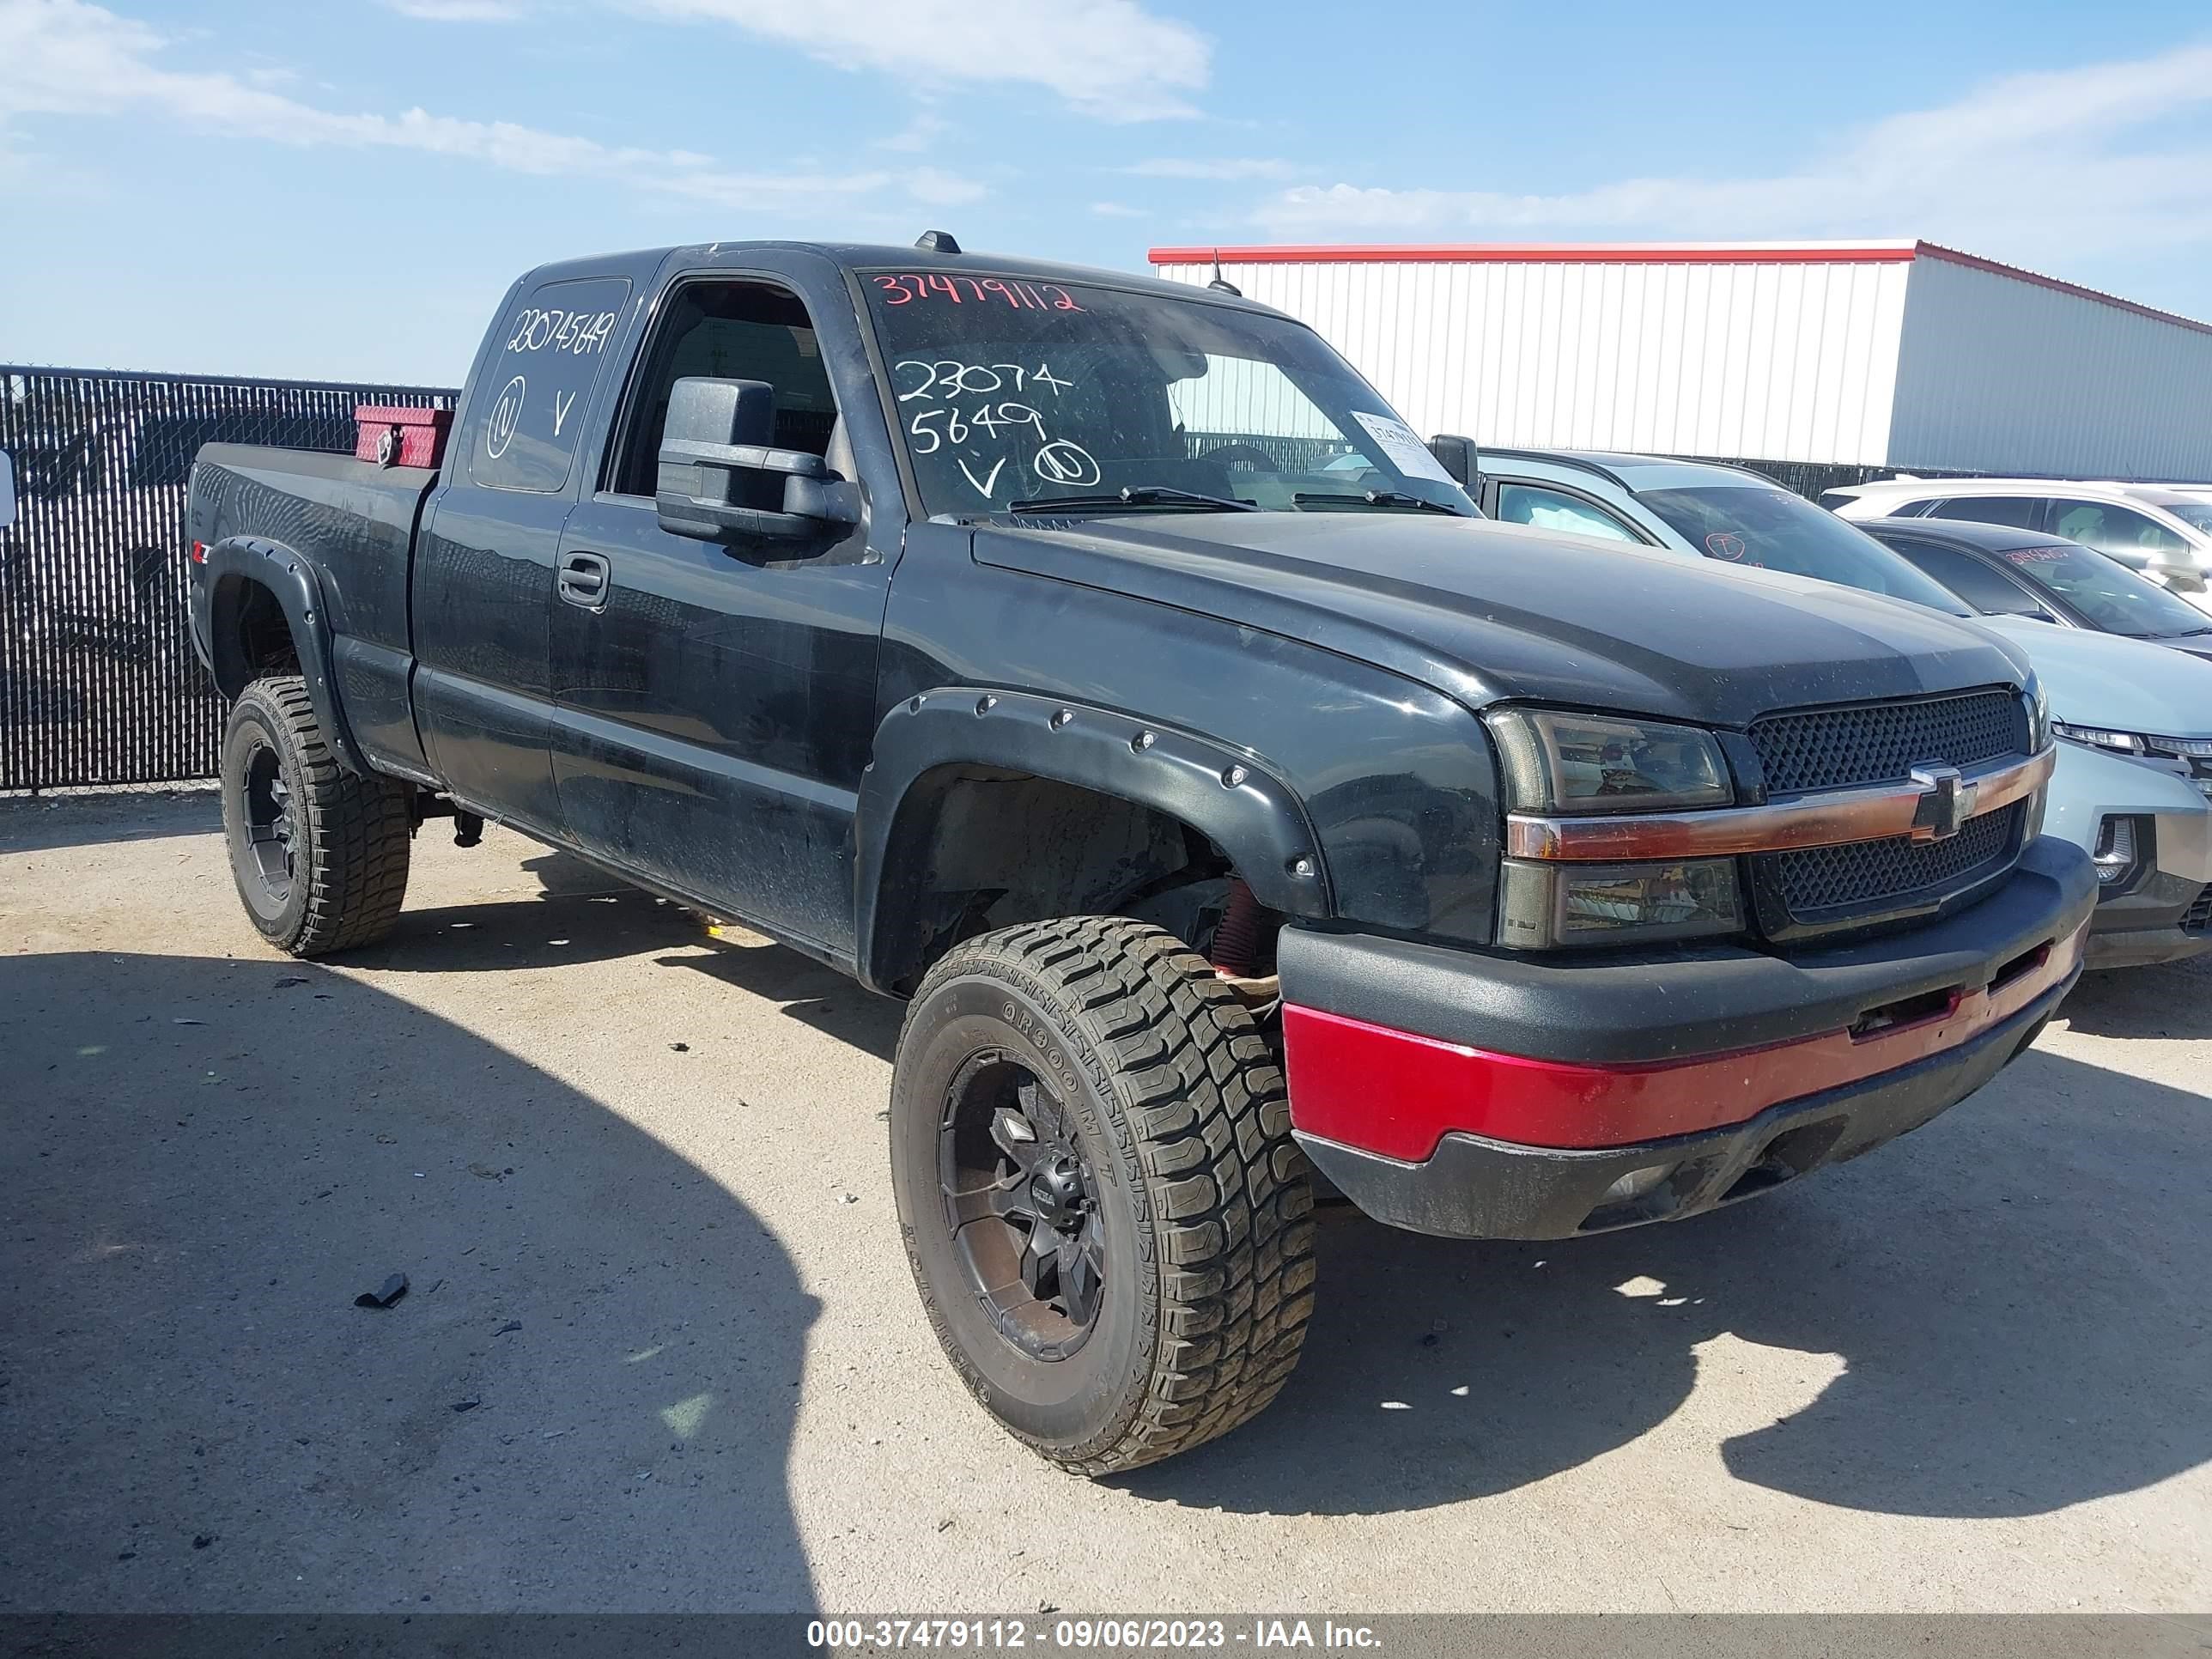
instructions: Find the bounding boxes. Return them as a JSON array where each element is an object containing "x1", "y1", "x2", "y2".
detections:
[{"x1": 1469, "y1": 447, "x2": 2212, "y2": 969}]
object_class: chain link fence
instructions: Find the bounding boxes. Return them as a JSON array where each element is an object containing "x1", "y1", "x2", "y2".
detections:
[{"x1": 1, "y1": 367, "x2": 456, "y2": 793}]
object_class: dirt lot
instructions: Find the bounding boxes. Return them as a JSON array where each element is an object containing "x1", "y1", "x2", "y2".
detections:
[{"x1": 2, "y1": 791, "x2": 2208, "y2": 1614}]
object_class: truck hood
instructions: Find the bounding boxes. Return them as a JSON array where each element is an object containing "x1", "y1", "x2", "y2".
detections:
[
  {"x1": 1979, "y1": 616, "x2": 2212, "y2": 738},
  {"x1": 974, "y1": 513, "x2": 2028, "y2": 728}
]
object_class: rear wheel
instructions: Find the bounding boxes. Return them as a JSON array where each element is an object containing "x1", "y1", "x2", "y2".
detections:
[
  {"x1": 890, "y1": 915, "x2": 1316, "y2": 1474},
  {"x1": 219, "y1": 677, "x2": 411, "y2": 957}
]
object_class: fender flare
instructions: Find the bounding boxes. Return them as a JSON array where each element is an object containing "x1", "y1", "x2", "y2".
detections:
[
  {"x1": 854, "y1": 687, "x2": 1330, "y2": 994},
  {"x1": 201, "y1": 535, "x2": 370, "y2": 777}
]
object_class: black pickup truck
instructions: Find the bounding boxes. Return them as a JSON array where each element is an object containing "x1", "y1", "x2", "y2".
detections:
[{"x1": 186, "y1": 235, "x2": 2096, "y2": 1474}]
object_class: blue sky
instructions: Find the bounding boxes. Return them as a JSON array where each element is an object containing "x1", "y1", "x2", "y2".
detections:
[{"x1": 3, "y1": 0, "x2": 2210, "y2": 383}]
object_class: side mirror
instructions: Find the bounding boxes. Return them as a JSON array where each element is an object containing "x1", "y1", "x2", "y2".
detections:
[
  {"x1": 655, "y1": 376, "x2": 859, "y2": 544},
  {"x1": 1426, "y1": 434, "x2": 1477, "y2": 488},
  {"x1": 0, "y1": 450, "x2": 15, "y2": 531}
]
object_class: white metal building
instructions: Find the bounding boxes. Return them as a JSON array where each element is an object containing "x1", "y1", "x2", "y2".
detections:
[{"x1": 1148, "y1": 240, "x2": 2212, "y2": 483}]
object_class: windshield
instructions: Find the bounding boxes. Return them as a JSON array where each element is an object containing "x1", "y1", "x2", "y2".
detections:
[
  {"x1": 861, "y1": 270, "x2": 1477, "y2": 518},
  {"x1": 1997, "y1": 543, "x2": 2212, "y2": 637},
  {"x1": 2164, "y1": 500, "x2": 2212, "y2": 535},
  {"x1": 1639, "y1": 485, "x2": 1972, "y2": 615}
]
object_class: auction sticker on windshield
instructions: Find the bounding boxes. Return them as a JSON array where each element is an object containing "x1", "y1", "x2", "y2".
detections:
[{"x1": 1352, "y1": 411, "x2": 1456, "y2": 485}]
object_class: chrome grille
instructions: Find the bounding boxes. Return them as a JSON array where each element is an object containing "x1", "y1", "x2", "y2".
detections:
[
  {"x1": 1751, "y1": 690, "x2": 2028, "y2": 794},
  {"x1": 1747, "y1": 689, "x2": 2034, "y2": 938},
  {"x1": 1770, "y1": 803, "x2": 2024, "y2": 918}
]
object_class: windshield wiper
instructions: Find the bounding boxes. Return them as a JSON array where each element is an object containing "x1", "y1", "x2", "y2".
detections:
[
  {"x1": 1008, "y1": 486, "x2": 1258, "y2": 514},
  {"x1": 1292, "y1": 489, "x2": 1464, "y2": 515}
]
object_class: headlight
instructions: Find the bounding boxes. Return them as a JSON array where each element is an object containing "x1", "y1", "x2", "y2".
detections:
[
  {"x1": 2054, "y1": 721, "x2": 2144, "y2": 754},
  {"x1": 1497, "y1": 858, "x2": 1743, "y2": 949},
  {"x1": 1486, "y1": 708, "x2": 1732, "y2": 813},
  {"x1": 1487, "y1": 708, "x2": 1742, "y2": 950},
  {"x1": 2024, "y1": 673, "x2": 2051, "y2": 752}
]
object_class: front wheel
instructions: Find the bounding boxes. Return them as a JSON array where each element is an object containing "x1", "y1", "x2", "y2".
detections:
[
  {"x1": 890, "y1": 916, "x2": 1316, "y2": 1474},
  {"x1": 219, "y1": 676, "x2": 412, "y2": 957}
]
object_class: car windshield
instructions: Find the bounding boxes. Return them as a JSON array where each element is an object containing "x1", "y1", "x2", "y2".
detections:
[
  {"x1": 861, "y1": 270, "x2": 1477, "y2": 518},
  {"x1": 1995, "y1": 543, "x2": 2212, "y2": 638},
  {"x1": 2163, "y1": 500, "x2": 2212, "y2": 535},
  {"x1": 1638, "y1": 484, "x2": 1972, "y2": 615}
]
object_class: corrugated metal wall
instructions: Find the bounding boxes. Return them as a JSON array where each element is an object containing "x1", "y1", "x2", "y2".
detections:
[
  {"x1": 1154, "y1": 256, "x2": 1912, "y2": 467},
  {"x1": 1888, "y1": 257, "x2": 2212, "y2": 481}
]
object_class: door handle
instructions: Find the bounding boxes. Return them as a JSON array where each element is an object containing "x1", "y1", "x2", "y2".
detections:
[{"x1": 559, "y1": 552, "x2": 611, "y2": 610}]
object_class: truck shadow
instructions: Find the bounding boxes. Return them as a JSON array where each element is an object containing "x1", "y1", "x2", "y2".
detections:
[
  {"x1": 1121, "y1": 1047, "x2": 2211, "y2": 1520},
  {"x1": 0, "y1": 789, "x2": 219, "y2": 855},
  {"x1": 0, "y1": 951, "x2": 818, "y2": 1613},
  {"x1": 351, "y1": 852, "x2": 702, "y2": 973}
]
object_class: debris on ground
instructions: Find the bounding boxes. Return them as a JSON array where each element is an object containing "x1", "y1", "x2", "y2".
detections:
[
  {"x1": 354, "y1": 1273, "x2": 409, "y2": 1309},
  {"x1": 452, "y1": 1398, "x2": 481, "y2": 1413},
  {"x1": 495, "y1": 1321, "x2": 522, "y2": 1336}
]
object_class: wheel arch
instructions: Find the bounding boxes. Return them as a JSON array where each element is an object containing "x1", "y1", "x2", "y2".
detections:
[
  {"x1": 202, "y1": 536, "x2": 370, "y2": 776},
  {"x1": 854, "y1": 689, "x2": 1330, "y2": 996}
]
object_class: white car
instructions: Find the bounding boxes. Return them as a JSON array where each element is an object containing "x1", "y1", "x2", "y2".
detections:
[
  {"x1": 1970, "y1": 619, "x2": 2212, "y2": 969},
  {"x1": 1826, "y1": 476, "x2": 2212, "y2": 611}
]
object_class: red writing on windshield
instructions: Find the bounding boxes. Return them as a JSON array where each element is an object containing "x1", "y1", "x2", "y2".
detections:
[
  {"x1": 1705, "y1": 532, "x2": 1747, "y2": 561},
  {"x1": 2001, "y1": 548, "x2": 2069, "y2": 564},
  {"x1": 874, "y1": 274, "x2": 1085, "y2": 311}
]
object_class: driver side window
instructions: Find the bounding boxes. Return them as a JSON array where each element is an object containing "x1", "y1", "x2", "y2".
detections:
[
  {"x1": 1496, "y1": 482, "x2": 1640, "y2": 543},
  {"x1": 609, "y1": 279, "x2": 839, "y2": 499},
  {"x1": 2050, "y1": 501, "x2": 2189, "y2": 560}
]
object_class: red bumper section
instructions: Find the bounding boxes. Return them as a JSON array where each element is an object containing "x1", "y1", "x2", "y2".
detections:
[{"x1": 1281, "y1": 924, "x2": 2085, "y2": 1162}]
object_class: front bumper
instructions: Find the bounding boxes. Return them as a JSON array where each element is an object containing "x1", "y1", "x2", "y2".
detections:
[
  {"x1": 2043, "y1": 741, "x2": 2212, "y2": 971},
  {"x1": 1279, "y1": 836, "x2": 2096, "y2": 1240}
]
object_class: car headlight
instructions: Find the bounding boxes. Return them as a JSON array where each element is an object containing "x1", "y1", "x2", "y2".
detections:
[
  {"x1": 1487, "y1": 708, "x2": 1733, "y2": 813},
  {"x1": 1486, "y1": 708, "x2": 1742, "y2": 950},
  {"x1": 2054, "y1": 721, "x2": 2144, "y2": 754},
  {"x1": 2054, "y1": 724, "x2": 2212, "y2": 801}
]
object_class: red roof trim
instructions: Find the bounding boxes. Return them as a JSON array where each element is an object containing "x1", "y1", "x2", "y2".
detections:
[
  {"x1": 1146, "y1": 239, "x2": 2212, "y2": 336},
  {"x1": 1146, "y1": 240, "x2": 1920, "y2": 267}
]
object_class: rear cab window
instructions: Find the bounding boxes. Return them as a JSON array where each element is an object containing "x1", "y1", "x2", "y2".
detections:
[{"x1": 469, "y1": 274, "x2": 634, "y2": 493}]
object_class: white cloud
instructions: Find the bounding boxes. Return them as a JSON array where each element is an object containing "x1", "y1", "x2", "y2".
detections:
[
  {"x1": 1120, "y1": 155, "x2": 1293, "y2": 180},
  {"x1": 876, "y1": 110, "x2": 947, "y2": 153},
  {"x1": 904, "y1": 165, "x2": 987, "y2": 207},
  {"x1": 636, "y1": 0, "x2": 1212, "y2": 120},
  {"x1": 1089, "y1": 200, "x2": 1145, "y2": 217},
  {"x1": 384, "y1": 0, "x2": 526, "y2": 19},
  {"x1": 0, "y1": 0, "x2": 974, "y2": 210},
  {"x1": 1248, "y1": 42, "x2": 2212, "y2": 274}
]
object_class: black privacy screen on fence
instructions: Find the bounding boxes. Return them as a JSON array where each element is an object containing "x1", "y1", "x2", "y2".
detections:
[{"x1": 0, "y1": 367, "x2": 456, "y2": 792}]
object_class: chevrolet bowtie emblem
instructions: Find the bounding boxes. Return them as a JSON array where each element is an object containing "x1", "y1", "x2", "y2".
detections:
[{"x1": 1910, "y1": 763, "x2": 1978, "y2": 841}]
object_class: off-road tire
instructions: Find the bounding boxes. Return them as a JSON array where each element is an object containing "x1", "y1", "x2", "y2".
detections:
[
  {"x1": 890, "y1": 915, "x2": 1316, "y2": 1474},
  {"x1": 219, "y1": 676, "x2": 411, "y2": 957}
]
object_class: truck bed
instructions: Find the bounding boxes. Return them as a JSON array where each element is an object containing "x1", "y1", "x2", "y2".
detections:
[{"x1": 185, "y1": 443, "x2": 440, "y2": 776}]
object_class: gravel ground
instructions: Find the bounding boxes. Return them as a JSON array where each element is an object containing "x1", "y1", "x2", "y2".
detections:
[{"x1": 2, "y1": 791, "x2": 2207, "y2": 1615}]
